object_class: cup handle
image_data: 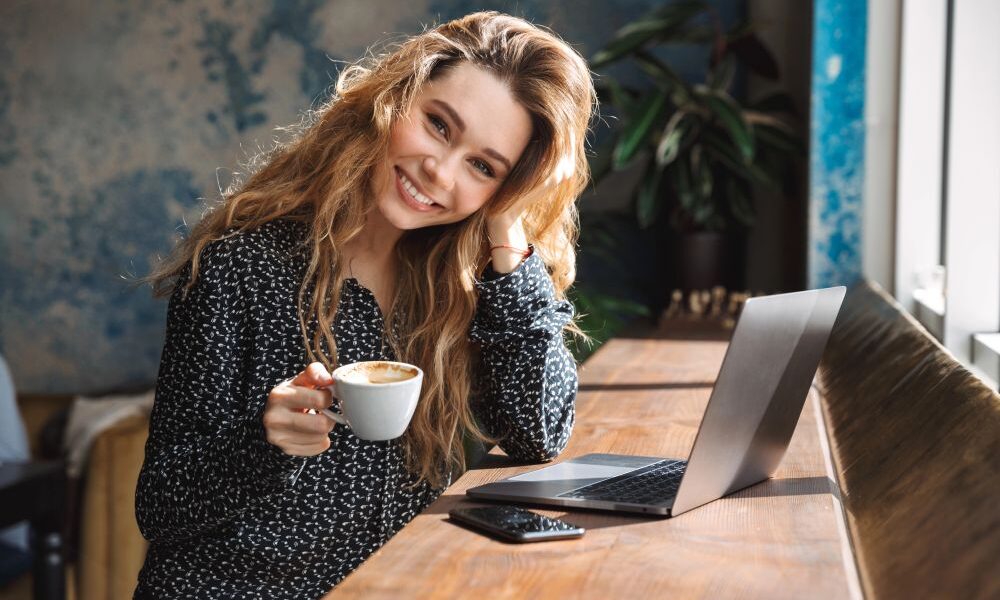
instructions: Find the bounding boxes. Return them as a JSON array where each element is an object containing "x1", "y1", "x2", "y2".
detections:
[
  {"x1": 321, "y1": 408, "x2": 347, "y2": 426},
  {"x1": 320, "y1": 383, "x2": 348, "y2": 427}
]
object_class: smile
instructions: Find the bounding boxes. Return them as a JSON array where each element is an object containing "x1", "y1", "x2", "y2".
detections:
[{"x1": 395, "y1": 168, "x2": 441, "y2": 212}]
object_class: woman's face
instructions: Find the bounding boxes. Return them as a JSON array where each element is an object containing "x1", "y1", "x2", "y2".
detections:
[{"x1": 374, "y1": 62, "x2": 533, "y2": 231}]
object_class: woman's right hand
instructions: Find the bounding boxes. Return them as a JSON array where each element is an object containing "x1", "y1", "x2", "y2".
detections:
[{"x1": 264, "y1": 362, "x2": 336, "y2": 456}]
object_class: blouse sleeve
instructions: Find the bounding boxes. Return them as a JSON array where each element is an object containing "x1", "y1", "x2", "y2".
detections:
[
  {"x1": 135, "y1": 236, "x2": 302, "y2": 544},
  {"x1": 468, "y1": 253, "x2": 578, "y2": 462}
]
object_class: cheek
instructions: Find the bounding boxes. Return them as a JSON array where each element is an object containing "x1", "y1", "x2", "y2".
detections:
[
  {"x1": 452, "y1": 185, "x2": 495, "y2": 219},
  {"x1": 387, "y1": 118, "x2": 422, "y2": 157}
]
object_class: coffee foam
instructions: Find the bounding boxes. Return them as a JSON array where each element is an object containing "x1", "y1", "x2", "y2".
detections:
[{"x1": 339, "y1": 362, "x2": 417, "y2": 385}]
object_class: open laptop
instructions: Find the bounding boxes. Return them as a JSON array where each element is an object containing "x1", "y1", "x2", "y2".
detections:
[{"x1": 467, "y1": 286, "x2": 846, "y2": 518}]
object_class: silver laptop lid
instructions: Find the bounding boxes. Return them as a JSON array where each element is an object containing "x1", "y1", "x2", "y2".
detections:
[{"x1": 670, "y1": 286, "x2": 846, "y2": 516}]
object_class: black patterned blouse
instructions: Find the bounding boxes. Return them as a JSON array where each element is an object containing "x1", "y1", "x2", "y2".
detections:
[{"x1": 134, "y1": 219, "x2": 578, "y2": 599}]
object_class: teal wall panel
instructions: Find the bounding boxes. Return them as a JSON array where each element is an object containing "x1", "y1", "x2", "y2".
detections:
[{"x1": 809, "y1": 0, "x2": 867, "y2": 288}]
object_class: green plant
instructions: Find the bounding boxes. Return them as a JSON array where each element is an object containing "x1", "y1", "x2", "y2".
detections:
[
  {"x1": 568, "y1": 214, "x2": 651, "y2": 362},
  {"x1": 590, "y1": 0, "x2": 803, "y2": 232},
  {"x1": 568, "y1": 285, "x2": 650, "y2": 362}
]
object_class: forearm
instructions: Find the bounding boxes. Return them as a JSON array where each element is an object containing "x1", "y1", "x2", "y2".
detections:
[
  {"x1": 475, "y1": 331, "x2": 577, "y2": 461},
  {"x1": 470, "y1": 253, "x2": 578, "y2": 461}
]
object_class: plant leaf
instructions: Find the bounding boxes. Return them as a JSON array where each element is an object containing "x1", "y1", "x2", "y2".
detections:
[
  {"x1": 698, "y1": 87, "x2": 754, "y2": 163},
  {"x1": 709, "y1": 55, "x2": 737, "y2": 91},
  {"x1": 706, "y1": 129, "x2": 778, "y2": 188},
  {"x1": 754, "y1": 122, "x2": 804, "y2": 155},
  {"x1": 595, "y1": 77, "x2": 638, "y2": 116},
  {"x1": 636, "y1": 160, "x2": 664, "y2": 228},
  {"x1": 613, "y1": 90, "x2": 668, "y2": 168},
  {"x1": 633, "y1": 51, "x2": 692, "y2": 105},
  {"x1": 591, "y1": 0, "x2": 710, "y2": 67},
  {"x1": 727, "y1": 178, "x2": 756, "y2": 227},
  {"x1": 646, "y1": 0, "x2": 711, "y2": 24},
  {"x1": 672, "y1": 156, "x2": 696, "y2": 212},
  {"x1": 591, "y1": 22, "x2": 666, "y2": 68},
  {"x1": 655, "y1": 111, "x2": 691, "y2": 166},
  {"x1": 692, "y1": 145, "x2": 713, "y2": 202},
  {"x1": 702, "y1": 129, "x2": 753, "y2": 178}
]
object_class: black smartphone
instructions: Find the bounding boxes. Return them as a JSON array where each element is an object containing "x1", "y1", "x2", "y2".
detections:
[{"x1": 448, "y1": 505, "x2": 585, "y2": 543}]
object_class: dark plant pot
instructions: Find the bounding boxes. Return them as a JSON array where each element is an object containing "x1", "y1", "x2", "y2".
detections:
[{"x1": 672, "y1": 230, "x2": 746, "y2": 292}]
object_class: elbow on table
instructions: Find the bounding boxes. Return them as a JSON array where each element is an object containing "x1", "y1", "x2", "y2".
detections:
[
  {"x1": 515, "y1": 420, "x2": 574, "y2": 464},
  {"x1": 535, "y1": 442, "x2": 567, "y2": 463}
]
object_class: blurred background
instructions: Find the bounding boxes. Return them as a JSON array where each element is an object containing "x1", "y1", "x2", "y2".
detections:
[
  {"x1": 0, "y1": 0, "x2": 814, "y2": 395},
  {"x1": 1, "y1": 0, "x2": 997, "y2": 598}
]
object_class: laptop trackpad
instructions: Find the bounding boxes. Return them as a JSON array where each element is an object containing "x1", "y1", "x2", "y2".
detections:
[{"x1": 469, "y1": 454, "x2": 666, "y2": 498}]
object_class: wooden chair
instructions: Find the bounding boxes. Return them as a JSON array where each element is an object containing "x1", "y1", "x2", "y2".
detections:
[{"x1": 817, "y1": 280, "x2": 999, "y2": 599}]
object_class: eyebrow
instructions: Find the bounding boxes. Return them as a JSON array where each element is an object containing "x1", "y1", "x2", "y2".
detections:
[{"x1": 430, "y1": 99, "x2": 514, "y2": 173}]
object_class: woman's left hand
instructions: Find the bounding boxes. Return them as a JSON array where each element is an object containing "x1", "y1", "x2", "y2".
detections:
[
  {"x1": 485, "y1": 198, "x2": 533, "y2": 275},
  {"x1": 486, "y1": 164, "x2": 572, "y2": 273}
]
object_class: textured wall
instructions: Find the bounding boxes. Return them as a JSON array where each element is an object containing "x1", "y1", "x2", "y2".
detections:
[{"x1": 0, "y1": 0, "x2": 692, "y2": 395}]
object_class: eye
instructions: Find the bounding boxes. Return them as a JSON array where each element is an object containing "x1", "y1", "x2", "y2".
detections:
[
  {"x1": 471, "y1": 159, "x2": 495, "y2": 178},
  {"x1": 427, "y1": 113, "x2": 448, "y2": 139}
]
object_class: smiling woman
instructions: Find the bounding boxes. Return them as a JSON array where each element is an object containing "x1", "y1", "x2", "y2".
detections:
[
  {"x1": 134, "y1": 11, "x2": 595, "y2": 599},
  {"x1": 376, "y1": 63, "x2": 532, "y2": 232}
]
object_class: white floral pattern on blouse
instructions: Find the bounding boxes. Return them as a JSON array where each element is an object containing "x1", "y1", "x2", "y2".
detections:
[{"x1": 134, "y1": 220, "x2": 577, "y2": 599}]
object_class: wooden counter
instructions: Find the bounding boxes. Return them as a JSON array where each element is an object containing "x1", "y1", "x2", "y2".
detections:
[{"x1": 327, "y1": 326, "x2": 860, "y2": 599}]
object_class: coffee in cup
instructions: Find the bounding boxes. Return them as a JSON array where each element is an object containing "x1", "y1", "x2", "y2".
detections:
[
  {"x1": 336, "y1": 362, "x2": 419, "y2": 385},
  {"x1": 321, "y1": 360, "x2": 423, "y2": 441}
]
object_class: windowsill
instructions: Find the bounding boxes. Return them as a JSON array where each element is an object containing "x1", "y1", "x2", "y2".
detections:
[
  {"x1": 972, "y1": 333, "x2": 1000, "y2": 391},
  {"x1": 912, "y1": 288, "x2": 945, "y2": 340},
  {"x1": 908, "y1": 291, "x2": 996, "y2": 391}
]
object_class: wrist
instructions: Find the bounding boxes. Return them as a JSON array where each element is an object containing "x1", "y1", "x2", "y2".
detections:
[
  {"x1": 489, "y1": 246, "x2": 531, "y2": 274},
  {"x1": 487, "y1": 217, "x2": 529, "y2": 274},
  {"x1": 489, "y1": 226, "x2": 531, "y2": 273}
]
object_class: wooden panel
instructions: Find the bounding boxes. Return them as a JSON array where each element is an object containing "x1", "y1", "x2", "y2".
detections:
[
  {"x1": 77, "y1": 414, "x2": 149, "y2": 600},
  {"x1": 327, "y1": 330, "x2": 854, "y2": 599},
  {"x1": 817, "y1": 281, "x2": 1000, "y2": 600}
]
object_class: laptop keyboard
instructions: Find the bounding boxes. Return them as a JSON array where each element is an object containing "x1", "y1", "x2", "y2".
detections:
[{"x1": 557, "y1": 460, "x2": 687, "y2": 505}]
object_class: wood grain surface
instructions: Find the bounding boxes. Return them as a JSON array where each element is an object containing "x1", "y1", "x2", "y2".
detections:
[{"x1": 326, "y1": 327, "x2": 855, "y2": 599}]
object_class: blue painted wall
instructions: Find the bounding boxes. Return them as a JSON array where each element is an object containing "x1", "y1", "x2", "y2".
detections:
[
  {"x1": 0, "y1": 0, "x2": 741, "y2": 394},
  {"x1": 809, "y1": 0, "x2": 867, "y2": 288}
]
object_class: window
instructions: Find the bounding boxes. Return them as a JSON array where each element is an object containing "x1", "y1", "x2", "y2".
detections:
[{"x1": 894, "y1": 0, "x2": 1000, "y2": 389}]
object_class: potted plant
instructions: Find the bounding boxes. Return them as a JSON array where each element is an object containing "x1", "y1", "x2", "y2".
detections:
[{"x1": 590, "y1": 0, "x2": 802, "y2": 292}]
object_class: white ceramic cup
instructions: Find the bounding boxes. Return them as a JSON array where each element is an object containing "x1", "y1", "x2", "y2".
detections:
[{"x1": 320, "y1": 360, "x2": 423, "y2": 441}]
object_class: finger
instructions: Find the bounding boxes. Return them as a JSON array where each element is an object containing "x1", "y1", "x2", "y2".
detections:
[
  {"x1": 270, "y1": 385, "x2": 332, "y2": 411},
  {"x1": 290, "y1": 362, "x2": 334, "y2": 389},
  {"x1": 285, "y1": 410, "x2": 336, "y2": 436},
  {"x1": 280, "y1": 438, "x2": 331, "y2": 457}
]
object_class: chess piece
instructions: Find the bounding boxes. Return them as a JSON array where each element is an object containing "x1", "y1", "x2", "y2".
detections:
[
  {"x1": 663, "y1": 289, "x2": 683, "y2": 319},
  {"x1": 710, "y1": 286, "x2": 726, "y2": 318}
]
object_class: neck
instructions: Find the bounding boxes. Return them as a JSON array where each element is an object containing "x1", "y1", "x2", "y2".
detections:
[{"x1": 343, "y1": 209, "x2": 404, "y2": 275}]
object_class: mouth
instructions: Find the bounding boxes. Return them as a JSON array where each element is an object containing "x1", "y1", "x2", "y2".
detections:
[{"x1": 394, "y1": 168, "x2": 442, "y2": 212}]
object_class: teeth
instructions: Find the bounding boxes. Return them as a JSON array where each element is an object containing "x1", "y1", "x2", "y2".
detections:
[{"x1": 398, "y1": 171, "x2": 435, "y2": 206}]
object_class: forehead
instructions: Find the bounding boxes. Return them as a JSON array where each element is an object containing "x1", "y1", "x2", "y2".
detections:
[{"x1": 416, "y1": 62, "x2": 532, "y2": 164}]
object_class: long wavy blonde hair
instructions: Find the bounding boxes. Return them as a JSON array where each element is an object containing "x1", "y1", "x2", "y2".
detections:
[{"x1": 148, "y1": 12, "x2": 596, "y2": 486}]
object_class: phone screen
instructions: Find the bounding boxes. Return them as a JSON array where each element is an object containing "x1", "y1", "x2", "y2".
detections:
[{"x1": 449, "y1": 506, "x2": 585, "y2": 542}]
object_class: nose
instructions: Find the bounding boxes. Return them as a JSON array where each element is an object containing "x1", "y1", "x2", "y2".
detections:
[{"x1": 422, "y1": 153, "x2": 457, "y2": 192}]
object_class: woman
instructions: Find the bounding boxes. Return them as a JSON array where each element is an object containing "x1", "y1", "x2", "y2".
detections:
[{"x1": 135, "y1": 11, "x2": 594, "y2": 599}]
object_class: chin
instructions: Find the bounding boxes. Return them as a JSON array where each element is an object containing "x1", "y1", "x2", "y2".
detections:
[
  {"x1": 377, "y1": 199, "x2": 470, "y2": 233},
  {"x1": 381, "y1": 201, "x2": 417, "y2": 228}
]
